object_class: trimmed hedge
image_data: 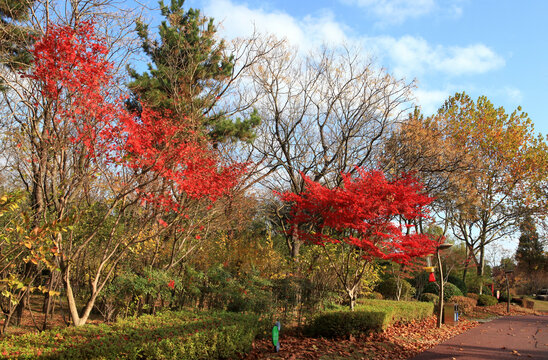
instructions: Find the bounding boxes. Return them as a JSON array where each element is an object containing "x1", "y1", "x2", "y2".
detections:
[
  {"x1": 0, "y1": 310, "x2": 260, "y2": 359},
  {"x1": 447, "y1": 275, "x2": 467, "y2": 295},
  {"x1": 477, "y1": 294, "x2": 498, "y2": 306},
  {"x1": 420, "y1": 293, "x2": 439, "y2": 304},
  {"x1": 423, "y1": 282, "x2": 463, "y2": 302},
  {"x1": 522, "y1": 298, "x2": 535, "y2": 309},
  {"x1": 450, "y1": 296, "x2": 476, "y2": 315},
  {"x1": 305, "y1": 299, "x2": 434, "y2": 338}
]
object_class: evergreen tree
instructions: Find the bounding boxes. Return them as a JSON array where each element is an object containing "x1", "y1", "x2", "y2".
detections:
[
  {"x1": 128, "y1": 0, "x2": 259, "y2": 144},
  {"x1": 0, "y1": 0, "x2": 36, "y2": 73},
  {"x1": 515, "y1": 215, "x2": 545, "y2": 272}
]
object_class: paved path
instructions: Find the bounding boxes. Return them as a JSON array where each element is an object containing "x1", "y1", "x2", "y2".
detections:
[{"x1": 409, "y1": 315, "x2": 548, "y2": 360}]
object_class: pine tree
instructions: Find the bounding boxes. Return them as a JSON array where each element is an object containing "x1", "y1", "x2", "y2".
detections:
[
  {"x1": 127, "y1": 0, "x2": 259, "y2": 144},
  {"x1": 515, "y1": 215, "x2": 545, "y2": 272},
  {"x1": 0, "y1": 0, "x2": 36, "y2": 72}
]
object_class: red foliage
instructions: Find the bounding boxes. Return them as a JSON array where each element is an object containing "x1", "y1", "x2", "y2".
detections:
[
  {"x1": 25, "y1": 21, "x2": 113, "y2": 157},
  {"x1": 28, "y1": 21, "x2": 111, "y2": 98},
  {"x1": 105, "y1": 106, "x2": 246, "y2": 203},
  {"x1": 280, "y1": 169, "x2": 436, "y2": 263},
  {"x1": 25, "y1": 21, "x2": 244, "y2": 211}
]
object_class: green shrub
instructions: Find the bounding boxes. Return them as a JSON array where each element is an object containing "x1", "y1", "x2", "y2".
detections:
[
  {"x1": 422, "y1": 282, "x2": 462, "y2": 301},
  {"x1": 364, "y1": 291, "x2": 383, "y2": 300},
  {"x1": 443, "y1": 283, "x2": 463, "y2": 300},
  {"x1": 305, "y1": 299, "x2": 433, "y2": 338},
  {"x1": 422, "y1": 282, "x2": 439, "y2": 296},
  {"x1": 96, "y1": 268, "x2": 183, "y2": 319},
  {"x1": 447, "y1": 275, "x2": 467, "y2": 295},
  {"x1": 375, "y1": 278, "x2": 415, "y2": 300},
  {"x1": 420, "y1": 293, "x2": 439, "y2": 304},
  {"x1": 410, "y1": 272, "x2": 430, "y2": 296},
  {"x1": 304, "y1": 310, "x2": 390, "y2": 337},
  {"x1": 477, "y1": 294, "x2": 498, "y2": 306},
  {"x1": 271, "y1": 276, "x2": 319, "y2": 310},
  {"x1": 0, "y1": 310, "x2": 260, "y2": 359},
  {"x1": 481, "y1": 287, "x2": 493, "y2": 296},
  {"x1": 466, "y1": 274, "x2": 492, "y2": 295}
]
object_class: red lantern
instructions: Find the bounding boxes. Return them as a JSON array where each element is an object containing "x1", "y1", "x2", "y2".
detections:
[{"x1": 428, "y1": 272, "x2": 436, "y2": 283}]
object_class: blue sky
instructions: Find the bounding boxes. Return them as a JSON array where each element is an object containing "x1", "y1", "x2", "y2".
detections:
[{"x1": 137, "y1": 0, "x2": 548, "y2": 136}]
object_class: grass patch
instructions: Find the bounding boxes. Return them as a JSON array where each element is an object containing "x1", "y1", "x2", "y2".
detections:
[
  {"x1": 0, "y1": 310, "x2": 261, "y2": 359},
  {"x1": 305, "y1": 299, "x2": 434, "y2": 338},
  {"x1": 521, "y1": 297, "x2": 548, "y2": 312}
]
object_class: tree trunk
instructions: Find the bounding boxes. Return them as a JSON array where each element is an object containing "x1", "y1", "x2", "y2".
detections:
[
  {"x1": 395, "y1": 276, "x2": 402, "y2": 301},
  {"x1": 63, "y1": 265, "x2": 98, "y2": 327},
  {"x1": 13, "y1": 263, "x2": 34, "y2": 325},
  {"x1": 477, "y1": 246, "x2": 485, "y2": 294},
  {"x1": 13, "y1": 290, "x2": 26, "y2": 326},
  {"x1": 289, "y1": 228, "x2": 302, "y2": 258},
  {"x1": 347, "y1": 288, "x2": 356, "y2": 311},
  {"x1": 436, "y1": 249, "x2": 444, "y2": 328},
  {"x1": 42, "y1": 270, "x2": 57, "y2": 330},
  {"x1": 462, "y1": 255, "x2": 470, "y2": 284}
]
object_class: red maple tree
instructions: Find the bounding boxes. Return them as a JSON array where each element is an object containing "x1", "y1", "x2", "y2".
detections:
[
  {"x1": 28, "y1": 21, "x2": 245, "y2": 209},
  {"x1": 19, "y1": 21, "x2": 245, "y2": 326},
  {"x1": 280, "y1": 168, "x2": 437, "y2": 308}
]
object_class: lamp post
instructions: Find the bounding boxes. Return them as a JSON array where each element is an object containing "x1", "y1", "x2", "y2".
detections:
[
  {"x1": 505, "y1": 270, "x2": 514, "y2": 314},
  {"x1": 436, "y1": 242, "x2": 453, "y2": 328}
]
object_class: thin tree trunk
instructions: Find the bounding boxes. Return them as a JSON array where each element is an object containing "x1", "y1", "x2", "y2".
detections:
[
  {"x1": 347, "y1": 288, "x2": 356, "y2": 311},
  {"x1": 289, "y1": 228, "x2": 302, "y2": 258}
]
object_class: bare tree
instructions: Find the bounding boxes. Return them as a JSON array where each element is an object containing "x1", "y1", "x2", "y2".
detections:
[{"x1": 247, "y1": 42, "x2": 414, "y2": 257}]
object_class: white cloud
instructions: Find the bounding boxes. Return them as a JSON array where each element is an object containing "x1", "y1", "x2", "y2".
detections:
[
  {"x1": 344, "y1": 0, "x2": 436, "y2": 24},
  {"x1": 366, "y1": 36, "x2": 505, "y2": 78},
  {"x1": 202, "y1": 1, "x2": 502, "y2": 79},
  {"x1": 413, "y1": 87, "x2": 453, "y2": 115},
  {"x1": 341, "y1": 0, "x2": 465, "y2": 25},
  {"x1": 197, "y1": 0, "x2": 506, "y2": 112},
  {"x1": 501, "y1": 86, "x2": 523, "y2": 104},
  {"x1": 201, "y1": 0, "x2": 350, "y2": 52}
]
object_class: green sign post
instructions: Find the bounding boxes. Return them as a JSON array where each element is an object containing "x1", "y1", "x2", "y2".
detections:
[{"x1": 272, "y1": 321, "x2": 281, "y2": 352}]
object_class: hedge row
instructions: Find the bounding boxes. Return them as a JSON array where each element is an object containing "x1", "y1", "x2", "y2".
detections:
[
  {"x1": 423, "y1": 282, "x2": 463, "y2": 301},
  {"x1": 0, "y1": 310, "x2": 261, "y2": 359},
  {"x1": 450, "y1": 296, "x2": 476, "y2": 314},
  {"x1": 420, "y1": 293, "x2": 439, "y2": 304},
  {"x1": 305, "y1": 299, "x2": 434, "y2": 338},
  {"x1": 477, "y1": 294, "x2": 498, "y2": 306}
]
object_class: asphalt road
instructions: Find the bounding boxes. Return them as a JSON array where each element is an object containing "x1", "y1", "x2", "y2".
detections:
[{"x1": 409, "y1": 315, "x2": 548, "y2": 360}]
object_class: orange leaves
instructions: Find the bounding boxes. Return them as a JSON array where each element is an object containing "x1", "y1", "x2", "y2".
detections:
[
  {"x1": 246, "y1": 316, "x2": 480, "y2": 359},
  {"x1": 438, "y1": 92, "x2": 545, "y2": 196}
]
